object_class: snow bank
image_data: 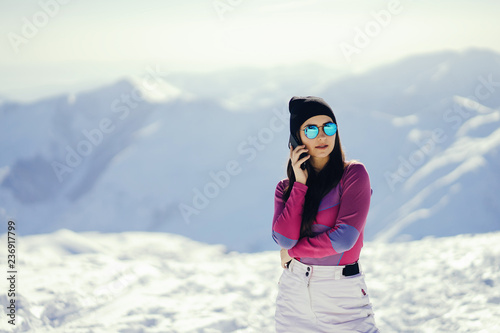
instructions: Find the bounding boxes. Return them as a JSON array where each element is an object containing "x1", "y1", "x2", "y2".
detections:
[{"x1": 0, "y1": 230, "x2": 499, "y2": 332}]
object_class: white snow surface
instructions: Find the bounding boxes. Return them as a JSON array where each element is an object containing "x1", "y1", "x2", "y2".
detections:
[{"x1": 1, "y1": 230, "x2": 499, "y2": 333}]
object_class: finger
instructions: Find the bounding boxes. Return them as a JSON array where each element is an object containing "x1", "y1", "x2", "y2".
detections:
[
  {"x1": 297, "y1": 154, "x2": 310, "y2": 165},
  {"x1": 294, "y1": 148, "x2": 309, "y2": 156},
  {"x1": 292, "y1": 158, "x2": 308, "y2": 171},
  {"x1": 292, "y1": 148, "x2": 308, "y2": 161},
  {"x1": 294, "y1": 147, "x2": 308, "y2": 156},
  {"x1": 293, "y1": 145, "x2": 306, "y2": 153}
]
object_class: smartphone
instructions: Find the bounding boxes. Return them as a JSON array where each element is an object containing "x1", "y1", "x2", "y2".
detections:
[{"x1": 288, "y1": 134, "x2": 308, "y2": 170}]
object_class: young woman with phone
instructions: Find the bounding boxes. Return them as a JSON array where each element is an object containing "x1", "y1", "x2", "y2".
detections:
[{"x1": 272, "y1": 96, "x2": 379, "y2": 332}]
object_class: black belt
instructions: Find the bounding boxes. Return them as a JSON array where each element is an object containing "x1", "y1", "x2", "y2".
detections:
[
  {"x1": 286, "y1": 260, "x2": 360, "y2": 276},
  {"x1": 342, "y1": 262, "x2": 360, "y2": 276}
]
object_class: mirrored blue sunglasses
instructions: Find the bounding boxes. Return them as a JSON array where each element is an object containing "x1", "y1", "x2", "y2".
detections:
[{"x1": 302, "y1": 122, "x2": 337, "y2": 139}]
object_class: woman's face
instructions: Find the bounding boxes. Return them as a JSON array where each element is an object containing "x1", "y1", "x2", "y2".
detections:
[{"x1": 298, "y1": 115, "x2": 336, "y2": 159}]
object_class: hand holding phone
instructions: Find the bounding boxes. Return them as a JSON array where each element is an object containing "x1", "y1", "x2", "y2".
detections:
[
  {"x1": 288, "y1": 135, "x2": 310, "y2": 184},
  {"x1": 288, "y1": 134, "x2": 309, "y2": 170}
]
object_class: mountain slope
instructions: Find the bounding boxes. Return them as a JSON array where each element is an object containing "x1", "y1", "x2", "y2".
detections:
[
  {"x1": 318, "y1": 48, "x2": 500, "y2": 242},
  {"x1": 0, "y1": 48, "x2": 499, "y2": 250}
]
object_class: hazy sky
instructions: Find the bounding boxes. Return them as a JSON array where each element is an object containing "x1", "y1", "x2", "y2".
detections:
[{"x1": 1, "y1": 0, "x2": 500, "y2": 100}]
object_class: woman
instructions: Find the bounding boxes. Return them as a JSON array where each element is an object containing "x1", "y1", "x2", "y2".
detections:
[{"x1": 272, "y1": 96, "x2": 379, "y2": 332}]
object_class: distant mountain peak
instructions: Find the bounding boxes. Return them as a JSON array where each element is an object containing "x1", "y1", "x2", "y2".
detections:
[{"x1": 114, "y1": 76, "x2": 184, "y2": 103}]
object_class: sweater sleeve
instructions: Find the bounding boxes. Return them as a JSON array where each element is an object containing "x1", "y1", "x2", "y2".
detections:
[
  {"x1": 271, "y1": 180, "x2": 308, "y2": 249},
  {"x1": 288, "y1": 163, "x2": 371, "y2": 258}
]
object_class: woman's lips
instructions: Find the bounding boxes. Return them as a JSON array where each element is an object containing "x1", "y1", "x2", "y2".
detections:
[{"x1": 315, "y1": 145, "x2": 328, "y2": 149}]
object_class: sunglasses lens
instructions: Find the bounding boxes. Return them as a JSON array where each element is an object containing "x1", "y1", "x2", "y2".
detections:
[
  {"x1": 324, "y1": 123, "x2": 337, "y2": 136},
  {"x1": 305, "y1": 125, "x2": 319, "y2": 139}
]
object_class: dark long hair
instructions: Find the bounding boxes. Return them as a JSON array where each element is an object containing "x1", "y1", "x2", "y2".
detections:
[{"x1": 282, "y1": 127, "x2": 347, "y2": 238}]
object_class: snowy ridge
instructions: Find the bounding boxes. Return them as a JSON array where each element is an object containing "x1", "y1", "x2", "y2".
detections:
[
  {"x1": 0, "y1": 230, "x2": 499, "y2": 332},
  {"x1": 373, "y1": 98, "x2": 500, "y2": 242}
]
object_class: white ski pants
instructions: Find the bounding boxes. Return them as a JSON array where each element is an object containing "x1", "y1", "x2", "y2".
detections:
[{"x1": 275, "y1": 259, "x2": 379, "y2": 333}]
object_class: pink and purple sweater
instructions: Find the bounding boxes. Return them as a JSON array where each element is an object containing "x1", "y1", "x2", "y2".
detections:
[{"x1": 272, "y1": 161, "x2": 373, "y2": 266}]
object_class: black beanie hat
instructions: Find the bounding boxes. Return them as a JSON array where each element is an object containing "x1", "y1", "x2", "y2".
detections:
[{"x1": 289, "y1": 96, "x2": 336, "y2": 138}]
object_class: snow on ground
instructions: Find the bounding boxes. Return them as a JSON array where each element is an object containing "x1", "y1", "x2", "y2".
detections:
[{"x1": 0, "y1": 230, "x2": 499, "y2": 332}]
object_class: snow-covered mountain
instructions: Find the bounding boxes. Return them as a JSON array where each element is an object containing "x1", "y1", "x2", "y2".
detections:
[
  {"x1": 318, "y1": 48, "x2": 500, "y2": 242},
  {"x1": 0, "y1": 48, "x2": 499, "y2": 251},
  {"x1": 1, "y1": 229, "x2": 499, "y2": 332}
]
